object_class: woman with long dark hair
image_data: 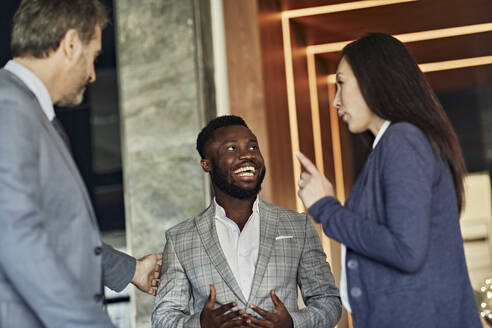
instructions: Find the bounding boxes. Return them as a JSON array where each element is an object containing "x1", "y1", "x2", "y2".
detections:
[{"x1": 296, "y1": 33, "x2": 480, "y2": 327}]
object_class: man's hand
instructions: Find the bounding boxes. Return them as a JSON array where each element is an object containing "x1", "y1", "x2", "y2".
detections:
[
  {"x1": 245, "y1": 290, "x2": 293, "y2": 328},
  {"x1": 201, "y1": 284, "x2": 248, "y2": 328},
  {"x1": 131, "y1": 252, "x2": 163, "y2": 296},
  {"x1": 296, "y1": 151, "x2": 335, "y2": 208}
]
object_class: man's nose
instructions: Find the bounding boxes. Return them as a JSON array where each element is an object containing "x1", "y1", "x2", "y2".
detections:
[
  {"x1": 239, "y1": 149, "x2": 254, "y2": 159},
  {"x1": 88, "y1": 69, "x2": 96, "y2": 83}
]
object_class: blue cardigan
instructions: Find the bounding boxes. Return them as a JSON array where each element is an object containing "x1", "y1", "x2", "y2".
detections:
[{"x1": 309, "y1": 122, "x2": 480, "y2": 327}]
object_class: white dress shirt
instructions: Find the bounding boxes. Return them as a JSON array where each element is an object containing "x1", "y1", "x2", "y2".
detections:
[
  {"x1": 4, "y1": 60, "x2": 55, "y2": 121},
  {"x1": 340, "y1": 120, "x2": 391, "y2": 313},
  {"x1": 214, "y1": 197, "x2": 260, "y2": 301}
]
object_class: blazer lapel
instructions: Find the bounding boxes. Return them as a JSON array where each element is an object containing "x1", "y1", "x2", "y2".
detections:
[
  {"x1": 22, "y1": 80, "x2": 99, "y2": 226},
  {"x1": 4, "y1": 70, "x2": 99, "y2": 227},
  {"x1": 195, "y1": 204, "x2": 247, "y2": 304},
  {"x1": 248, "y1": 200, "x2": 278, "y2": 302}
]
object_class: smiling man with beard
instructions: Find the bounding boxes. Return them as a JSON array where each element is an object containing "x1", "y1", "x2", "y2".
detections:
[{"x1": 152, "y1": 115, "x2": 341, "y2": 328}]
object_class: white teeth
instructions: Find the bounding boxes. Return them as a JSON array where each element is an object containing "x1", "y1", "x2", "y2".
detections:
[
  {"x1": 238, "y1": 172, "x2": 254, "y2": 177},
  {"x1": 233, "y1": 166, "x2": 255, "y2": 174}
]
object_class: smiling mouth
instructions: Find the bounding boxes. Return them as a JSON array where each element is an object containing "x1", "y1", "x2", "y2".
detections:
[{"x1": 233, "y1": 165, "x2": 256, "y2": 177}]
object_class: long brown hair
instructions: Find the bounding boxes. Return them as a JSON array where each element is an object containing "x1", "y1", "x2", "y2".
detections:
[{"x1": 343, "y1": 33, "x2": 467, "y2": 212}]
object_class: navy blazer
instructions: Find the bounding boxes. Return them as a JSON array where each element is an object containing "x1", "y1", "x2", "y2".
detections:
[{"x1": 310, "y1": 122, "x2": 481, "y2": 327}]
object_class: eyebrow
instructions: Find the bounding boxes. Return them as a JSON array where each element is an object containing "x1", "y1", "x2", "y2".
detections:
[{"x1": 220, "y1": 138, "x2": 258, "y2": 144}]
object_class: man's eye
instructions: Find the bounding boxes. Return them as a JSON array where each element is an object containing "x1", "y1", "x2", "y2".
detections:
[
  {"x1": 226, "y1": 146, "x2": 236, "y2": 151},
  {"x1": 250, "y1": 145, "x2": 257, "y2": 150}
]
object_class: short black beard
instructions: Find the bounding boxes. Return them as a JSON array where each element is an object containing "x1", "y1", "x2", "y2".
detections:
[{"x1": 211, "y1": 161, "x2": 266, "y2": 199}]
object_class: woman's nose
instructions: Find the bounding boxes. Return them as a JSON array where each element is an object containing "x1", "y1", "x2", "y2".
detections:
[
  {"x1": 333, "y1": 96, "x2": 341, "y2": 109},
  {"x1": 333, "y1": 89, "x2": 341, "y2": 109}
]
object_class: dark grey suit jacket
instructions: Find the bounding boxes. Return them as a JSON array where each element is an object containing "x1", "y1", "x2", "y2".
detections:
[
  {"x1": 152, "y1": 200, "x2": 342, "y2": 328},
  {"x1": 0, "y1": 68, "x2": 136, "y2": 327}
]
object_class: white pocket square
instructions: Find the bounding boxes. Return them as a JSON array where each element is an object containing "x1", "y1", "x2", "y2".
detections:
[{"x1": 275, "y1": 235, "x2": 293, "y2": 240}]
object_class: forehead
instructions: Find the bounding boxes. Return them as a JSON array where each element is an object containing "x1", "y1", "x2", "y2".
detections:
[
  {"x1": 212, "y1": 125, "x2": 256, "y2": 143},
  {"x1": 88, "y1": 24, "x2": 102, "y2": 51},
  {"x1": 336, "y1": 56, "x2": 352, "y2": 75}
]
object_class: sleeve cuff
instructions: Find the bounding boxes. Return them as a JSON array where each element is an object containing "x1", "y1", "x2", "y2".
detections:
[
  {"x1": 308, "y1": 196, "x2": 340, "y2": 223},
  {"x1": 102, "y1": 244, "x2": 136, "y2": 292},
  {"x1": 289, "y1": 309, "x2": 309, "y2": 328}
]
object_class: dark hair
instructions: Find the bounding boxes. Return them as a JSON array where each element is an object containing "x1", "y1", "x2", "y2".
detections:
[
  {"x1": 196, "y1": 115, "x2": 248, "y2": 159},
  {"x1": 342, "y1": 32, "x2": 466, "y2": 212},
  {"x1": 11, "y1": 0, "x2": 108, "y2": 58}
]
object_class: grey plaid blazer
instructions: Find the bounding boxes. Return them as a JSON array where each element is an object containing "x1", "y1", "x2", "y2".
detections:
[{"x1": 152, "y1": 199, "x2": 341, "y2": 328}]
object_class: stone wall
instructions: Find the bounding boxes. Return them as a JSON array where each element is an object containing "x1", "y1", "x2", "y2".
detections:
[{"x1": 114, "y1": 0, "x2": 214, "y2": 326}]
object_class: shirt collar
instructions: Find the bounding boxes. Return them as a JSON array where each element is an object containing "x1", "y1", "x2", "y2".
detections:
[
  {"x1": 373, "y1": 120, "x2": 391, "y2": 149},
  {"x1": 4, "y1": 60, "x2": 55, "y2": 121},
  {"x1": 214, "y1": 196, "x2": 260, "y2": 229}
]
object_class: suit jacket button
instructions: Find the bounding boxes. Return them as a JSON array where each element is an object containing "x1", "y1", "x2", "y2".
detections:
[
  {"x1": 350, "y1": 287, "x2": 362, "y2": 298},
  {"x1": 347, "y1": 259, "x2": 358, "y2": 270},
  {"x1": 94, "y1": 293, "x2": 103, "y2": 302},
  {"x1": 94, "y1": 246, "x2": 103, "y2": 255}
]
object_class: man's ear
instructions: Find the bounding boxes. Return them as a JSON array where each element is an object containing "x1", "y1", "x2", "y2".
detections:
[
  {"x1": 59, "y1": 29, "x2": 82, "y2": 60},
  {"x1": 200, "y1": 159, "x2": 212, "y2": 173}
]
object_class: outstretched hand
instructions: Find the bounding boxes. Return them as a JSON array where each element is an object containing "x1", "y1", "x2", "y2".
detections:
[
  {"x1": 131, "y1": 252, "x2": 163, "y2": 296},
  {"x1": 296, "y1": 151, "x2": 335, "y2": 208},
  {"x1": 201, "y1": 284, "x2": 248, "y2": 328},
  {"x1": 245, "y1": 290, "x2": 293, "y2": 328}
]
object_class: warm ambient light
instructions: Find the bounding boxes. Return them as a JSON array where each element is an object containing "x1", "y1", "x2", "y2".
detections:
[
  {"x1": 326, "y1": 55, "x2": 492, "y2": 83},
  {"x1": 281, "y1": 13, "x2": 304, "y2": 212},
  {"x1": 307, "y1": 22, "x2": 492, "y2": 54},
  {"x1": 282, "y1": 0, "x2": 417, "y2": 213},
  {"x1": 307, "y1": 52, "x2": 325, "y2": 175},
  {"x1": 283, "y1": 1, "x2": 492, "y2": 214},
  {"x1": 327, "y1": 82, "x2": 346, "y2": 205},
  {"x1": 282, "y1": 0, "x2": 416, "y2": 19},
  {"x1": 419, "y1": 55, "x2": 492, "y2": 72}
]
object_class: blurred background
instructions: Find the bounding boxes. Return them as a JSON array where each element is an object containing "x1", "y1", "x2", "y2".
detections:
[{"x1": 2, "y1": 0, "x2": 492, "y2": 327}]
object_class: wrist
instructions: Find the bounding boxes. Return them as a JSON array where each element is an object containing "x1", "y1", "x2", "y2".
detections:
[{"x1": 130, "y1": 259, "x2": 141, "y2": 285}]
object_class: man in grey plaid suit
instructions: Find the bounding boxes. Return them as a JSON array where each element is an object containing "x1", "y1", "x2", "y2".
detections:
[{"x1": 152, "y1": 115, "x2": 342, "y2": 328}]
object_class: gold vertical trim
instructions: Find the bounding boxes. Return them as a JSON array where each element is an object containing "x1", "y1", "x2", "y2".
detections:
[
  {"x1": 327, "y1": 81, "x2": 346, "y2": 204},
  {"x1": 307, "y1": 52, "x2": 325, "y2": 175},
  {"x1": 281, "y1": 14, "x2": 304, "y2": 213}
]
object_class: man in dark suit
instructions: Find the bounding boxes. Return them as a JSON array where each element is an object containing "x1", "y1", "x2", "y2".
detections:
[{"x1": 0, "y1": 0, "x2": 161, "y2": 327}]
